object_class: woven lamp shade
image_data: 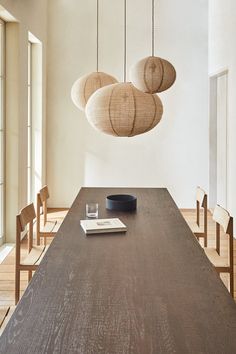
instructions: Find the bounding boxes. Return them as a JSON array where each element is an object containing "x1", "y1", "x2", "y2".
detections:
[
  {"x1": 71, "y1": 72, "x2": 118, "y2": 111},
  {"x1": 85, "y1": 82, "x2": 163, "y2": 137},
  {"x1": 130, "y1": 56, "x2": 176, "y2": 94}
]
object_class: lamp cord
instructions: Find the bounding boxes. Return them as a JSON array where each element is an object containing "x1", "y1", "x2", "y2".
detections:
[
  {"x1": 152, "y1": 0, "x2": 155, "y2": 56},
  {"x1": 124, "y1": 0, "x2": 127, "y2": 82},
  {"x1": 96, "y1": 0, "x2": 99, "y2": 72}
]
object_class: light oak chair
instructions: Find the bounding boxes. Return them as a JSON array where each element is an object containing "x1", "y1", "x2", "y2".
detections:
[
  {"x1": 188, "y1": 187, "x2": 208, "y2": 247},
  {"x1": 204, "y1": 205, "x2": 234, "y2": 296},
  {"x1": 0, "y1": 307, "x2": 10, "y2": 329},
  {"x1": 0, "y1": 306, "x2": 15, "y2": 336},
  {"x1": 15, "y1": 203, "x2": 49, "y2": 304},
  {"x1": 36, "y1": 185, "x2": 66, "y2": 246}
]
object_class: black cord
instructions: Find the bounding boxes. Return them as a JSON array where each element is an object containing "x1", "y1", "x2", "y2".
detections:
[
  {"x1": 152, "y1": 0, "x2": 155, "y2": 56},
  {"x1": 124, "y1": 0, "x2": 127, "y2": 82},
  {"x1": 96, "y1": 0, "x2": 99, "y2": 72}
]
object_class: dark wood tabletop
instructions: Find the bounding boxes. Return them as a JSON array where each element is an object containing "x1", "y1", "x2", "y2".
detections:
[{"x1": 1, "y1": 188, "x2": 236, "y2": 354}]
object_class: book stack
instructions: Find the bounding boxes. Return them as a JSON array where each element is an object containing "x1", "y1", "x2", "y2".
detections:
[{"x1": 80, "y1": 218, "x2": 127, "y2": 235}]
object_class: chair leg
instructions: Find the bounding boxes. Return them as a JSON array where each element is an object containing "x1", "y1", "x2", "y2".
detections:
[
  {"x1": 28, "y1": 270, "x2": 32, "y2": 282},
  {"x1": 230, "y1": 271, "x2": 234, "y2": 297},
  {"x1": 36, "y1": 232, "x2": 40, "y2": 246},
  {"x1": 204, "y1": 234, "x2": 207, "y2": 248},
  {"x1": 44, "y1": 236, "x2": 47, "y2": 246},
  {"x1": 194, "y1": 233, "x2": 199, "y2": 240},
  {"x1": 15, "y1": 268, "x2": 20, "y2": 305}
]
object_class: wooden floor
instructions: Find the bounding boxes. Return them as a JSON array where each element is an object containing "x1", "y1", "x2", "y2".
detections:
[{"x1": 0, "y1": 209, "x2": 235, "y2": 311}]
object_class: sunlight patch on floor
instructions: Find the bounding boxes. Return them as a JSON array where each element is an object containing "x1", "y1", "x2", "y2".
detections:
[{"x1": 0, "y1": 244, "x2": 14, "y2": 264}]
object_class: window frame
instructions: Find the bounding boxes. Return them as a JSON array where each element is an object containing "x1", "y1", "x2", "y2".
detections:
[
  {"x1": 0, "y1": 18, "x2": 6, "y2": 243},
  {"x1": 27, "y1": 40, "x2": 32, "y2": 204}
]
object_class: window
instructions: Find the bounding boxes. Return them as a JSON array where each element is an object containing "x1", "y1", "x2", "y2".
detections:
[
  {"x1": 209, "y1": 70, "x2": 228, "y2": 209},
  {"x1": 0, "y1": 19, "x2": 5, "y2": 242},
  {"x1": 27, "y1": 41, "x2": 32, "y2": 203},
  {"x1": 27, "y1": 34, "x2": 43, "y2": 204}
]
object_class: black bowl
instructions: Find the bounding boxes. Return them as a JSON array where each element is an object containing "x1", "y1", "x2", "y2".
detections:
[{"x1": 106, "y1": 194, "x2": 137, "y2": 212}]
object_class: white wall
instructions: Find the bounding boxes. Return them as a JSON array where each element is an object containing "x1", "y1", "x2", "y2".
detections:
[
  {"x1": 0, "y1": 0, "x2": 47, "y2": 242},
  {"x1": 209, "y1": 0, "x2": 236, "y2": 222},
  {"x1": 47, "y1": 0, "x2": 208, "y2": 208}
]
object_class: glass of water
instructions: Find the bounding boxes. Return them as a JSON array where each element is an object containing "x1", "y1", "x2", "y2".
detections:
[{"x1": 86, "y1": 203, "x2": 98, "y2": 218}]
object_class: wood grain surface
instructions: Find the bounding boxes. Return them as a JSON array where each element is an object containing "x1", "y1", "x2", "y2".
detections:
[{"x1": 1, "y1": 188, "x2": 236, "y2": 354}]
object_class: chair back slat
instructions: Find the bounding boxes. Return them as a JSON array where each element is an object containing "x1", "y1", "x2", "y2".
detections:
[
  {"x1": 196, "y1": 187, "x2": 206, "y2": 205},
  {"x1": 37, "y1": 185, "x2": 50, "y2": 245},
  {"x1": 19, "y1": 204, "x2": 36, "y2": 231},
  {"x1": 213, "y1": 205, "x2": 230, "y2": 233},
  {"x1": 39, "y1": 186, "x2": 50, "y2": 204}
]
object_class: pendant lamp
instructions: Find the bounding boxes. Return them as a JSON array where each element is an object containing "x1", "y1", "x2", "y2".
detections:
[
  {"x1": 71, "y1": 0, "x2": 117, "y2": 111},
  {"x1": 130, "y1": 0, "x2": 176, "y2": 94},
  {"x1": 86, "y1": 0, "x2": 163, "y2": 137}
]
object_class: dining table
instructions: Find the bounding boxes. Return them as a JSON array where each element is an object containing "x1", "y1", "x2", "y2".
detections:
[{"x1": 0, "y1": 187, "x2": 236, "y2": 354}]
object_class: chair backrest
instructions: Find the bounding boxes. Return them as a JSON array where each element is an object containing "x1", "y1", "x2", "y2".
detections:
[
  {"x1": 196, "y1": 187, "x2": 207, "y2": 233},
  {"x1": 196, "y1": 187, "x2": 206, "y2": 206},
  {"x1": 37, "y1": 185, "x2": 50, "y2": 225},
  {"x1": 213, "y1": 205, "x2": 231, "y2": 233},
  {"x1": 36, "y1": 186, "x2": 50, "y2": 245},
  {"x1": 18, "y1": 203, "x2": 36, "y2": 232},
  {"x1": 39, "y1": 186, "x2": 50, "y2": 204},
  {"x1": 16, "y1": 204, "x2": 36, "y2": 261},
  {"x1": 213, "y1": 204, "x2": 233, "y2": 260}
]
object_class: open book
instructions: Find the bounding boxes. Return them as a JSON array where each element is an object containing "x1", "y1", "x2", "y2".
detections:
[{"x1": 80, "y1": 218, "x2": 127, "y2": 235}]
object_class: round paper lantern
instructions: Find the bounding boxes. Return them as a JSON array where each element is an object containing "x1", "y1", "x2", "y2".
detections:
[
  {"x1": 71, "y1": 72, "x2": 118, "y2": 111},
  {"x1": 130, "y1": 56, "x2": 176, "y2": 94},
  {"x1": 85, "y1": 82, "x2": 163, "y2": 137}
]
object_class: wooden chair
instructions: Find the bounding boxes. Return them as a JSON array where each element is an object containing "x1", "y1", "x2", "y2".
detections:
[
  {"x1": 0, "y1": 306, "x2": 15, "y2": 336},
  {"x1": 15, "y1": 204, "x2": 49, "y2": 304},
  {"x1": 36, "y1": 185, "x2": 64, "y2": 246},
  {"x1": 188, "y1": 187, "x2": 208, "y2": 247},
  {"x1": 0, "y1": 307, "x2": 10, "y2": 329},
  {"x1": 204, "y1": 205, "x2": 234, "y2": 296}
]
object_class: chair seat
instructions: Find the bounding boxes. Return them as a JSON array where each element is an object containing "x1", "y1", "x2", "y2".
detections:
[
  {"x1": 52, "y1": 222, "x2": 62, "y2": 233},
  {"x1": 21, "y1": 245, "x2": 49, "y2": 266},
  {"x1": 47, "y1": 210, "x2": 68, "y2": 222},
  {"x1": 41, "y1": 220, "x2": 57, "y2": 233},
  {"x1": 187, "y1": 221, "x2": 204, "y2": 234},
  {"x1": 204, "y1": 248, "x2": 229, "y2": 268},
  {"x1": 35, "y1": 245, "x2": 50, "y2": 265}
]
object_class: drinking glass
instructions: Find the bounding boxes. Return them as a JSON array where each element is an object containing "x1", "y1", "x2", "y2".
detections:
[{"x1": 86, "y1": 203, "x2": 98, "y2": 218}]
